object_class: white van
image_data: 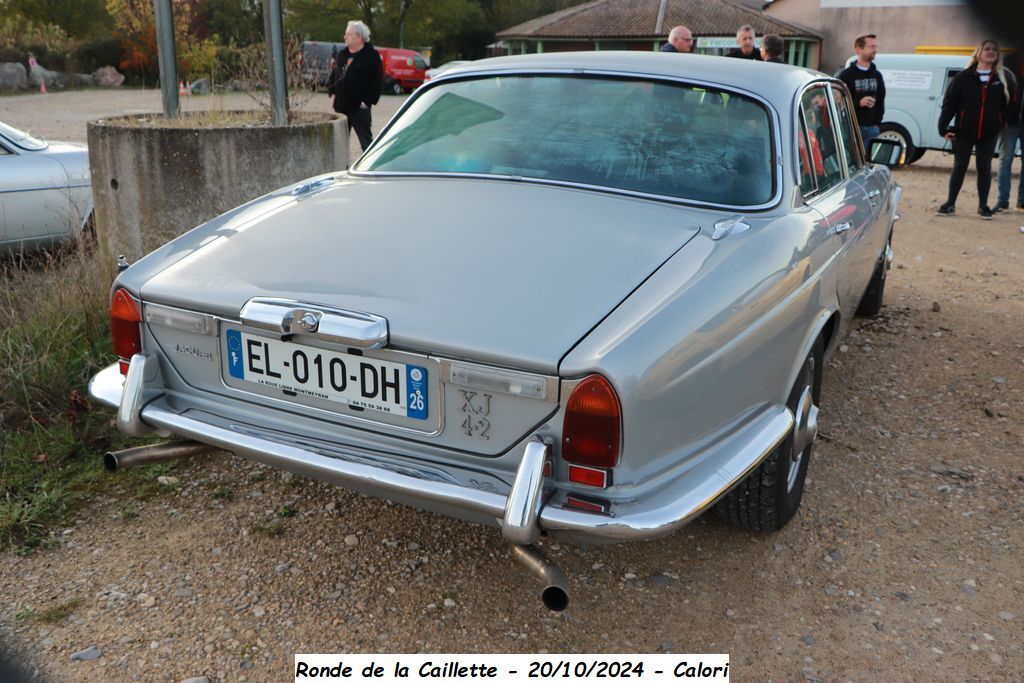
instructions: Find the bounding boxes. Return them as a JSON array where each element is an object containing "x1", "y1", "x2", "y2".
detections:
[{"x1": 843, "y1": 54, "x2": 969, "y2": 165}]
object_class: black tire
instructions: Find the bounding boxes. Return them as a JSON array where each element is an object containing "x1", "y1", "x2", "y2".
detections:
[
  {"x1": 856, "y1": 239, "x2": 889, "y2": 317},
  {"x1": 878, "y1": 124, "x2": 917, "y2": 167},
  {"x1": 716, "y1": 338, "x2": 822, "y2": 532},
  {"x1": 391, "y1": 80, "x2": 404, "y2": 95}
]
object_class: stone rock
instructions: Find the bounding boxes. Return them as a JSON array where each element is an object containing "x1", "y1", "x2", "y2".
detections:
[
  {"x1": 998, "y1": 611, "x2": 1014, "y2": 621},
  {"x1": 92, "y1": 65, "x2": 125, "y2": 87},
  {"x1": 70, "y1": 646, "x2": 102, "y2": 661},
  {"x1": 190, "y1": 78, "x2": 211, "y2": 95},
  {"x1": 344, "y1": 534, "x2": 358, "y2": 547},
  {"x1": 0, "y1": 63, "x2": 27, "y2": 90},
  {"x1": 180, "y1": 678, "x2": 211, "y2": 683},
  {"x1": 443, "y1": 598, "x2": 456, "y2": 608},
  {"x1": 174, "y1": 588, "x2": 194, "y2": 599},
  {"x1": 28, "y1": 63, "x2": 60, "y2": 87},
  {"x1": 137, "y1": 593, "x2": 156, "y2": 608}
]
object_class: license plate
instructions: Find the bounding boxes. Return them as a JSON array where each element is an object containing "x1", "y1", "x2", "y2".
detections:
[{"x1": 224, "y1": 330, "x2": 428, "y2": 420}]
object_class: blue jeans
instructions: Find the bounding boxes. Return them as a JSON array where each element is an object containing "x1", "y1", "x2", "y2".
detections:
[
  {"x1": 860, "y1": 125, "x2": 880, "y2": 151},
  {"x1": 997, "y1": 125, "x2": 1023, "y2": 207}
]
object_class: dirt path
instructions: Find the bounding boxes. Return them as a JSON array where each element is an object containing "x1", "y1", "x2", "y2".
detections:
[{"x1": 0, "y1": 91, "x2": 1022, "y2": 682}]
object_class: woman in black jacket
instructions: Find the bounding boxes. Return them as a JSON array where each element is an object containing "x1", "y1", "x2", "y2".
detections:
[{"x1": 937, "y1": 40, "x2": 1012, "y2": 219}]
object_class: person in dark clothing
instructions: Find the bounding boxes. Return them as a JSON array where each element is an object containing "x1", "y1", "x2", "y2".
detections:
[
  {"x1": 727, "y1": 25, "x2": 762, "y2": 60},
  {"x1": 937, "y1": 39, "x2": 1012, "y2": 219},
  {"x1": 660, "y1": 26, "x2": 694, "y2": 53},
  {"x1": 836, "y1": 33, "x2": 885, "y2": 149},
  {"x1": 762, "y1": 34, "x2": 784, "y2": 63},
  {"x1": 328, "y1": 20, "x2": 383, "y2": 152},
  {"x1": 995, "y1": 48, "x2": 1023, "y2": 212}
]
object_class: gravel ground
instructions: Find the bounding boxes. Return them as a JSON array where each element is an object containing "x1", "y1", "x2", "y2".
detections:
[{"x1": 0, "y1": 89, "x2": 1022, "y2": 682}]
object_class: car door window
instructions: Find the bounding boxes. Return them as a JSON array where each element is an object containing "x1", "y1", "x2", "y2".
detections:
[
  {"x1": 797, "y1": 113, "x2": 818, "y2": 196},
  {"x1": 799, "y1": 85, "x2": 844, "y2": 195},
  {"x1": 414, "y1": 56, "x2": 427, "y2": 70},
  {"x1": 831, "y1": 85, "x2": 863, "y2": 175}
]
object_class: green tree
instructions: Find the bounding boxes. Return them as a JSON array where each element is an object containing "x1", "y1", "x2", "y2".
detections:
[
  {"x1": 1, "y1": 0, "x2": 112, "y2": 38},
  {"x1": 203, "y1": 0, "x2": 263, "y2": 45}
]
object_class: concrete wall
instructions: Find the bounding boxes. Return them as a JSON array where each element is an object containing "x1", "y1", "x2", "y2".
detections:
[
  {"x1": 88, "y1": 113, "x2": 347, "y2": 261},
  {"x1": 765, "y1": 0, "x2": 991, "y2": 73}
]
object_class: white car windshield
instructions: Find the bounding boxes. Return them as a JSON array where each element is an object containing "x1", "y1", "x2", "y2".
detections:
[
  {"x1": 355, "y1": 75, "x2": 775, "y2": 206},
  {"x1": 0, "y1": 121, "x2": 47, "y2": 151}
]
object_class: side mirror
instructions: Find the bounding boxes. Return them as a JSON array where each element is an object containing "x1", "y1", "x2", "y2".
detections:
[{"x1": 867, "y1": 138, "x2": 905, "y2": 168}]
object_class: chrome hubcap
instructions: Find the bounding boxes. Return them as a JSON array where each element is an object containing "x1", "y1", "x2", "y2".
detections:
[{"x1": 788, "y1": 384, "x2": 819, "y2": 493}]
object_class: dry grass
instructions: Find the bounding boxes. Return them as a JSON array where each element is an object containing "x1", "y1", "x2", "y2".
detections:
[
  {"x1": 107, "y1": 110, "x2": 336, "y2": 129},
  {"x1": 0, "y1": 245, "x2": 158, "y2": 549}
]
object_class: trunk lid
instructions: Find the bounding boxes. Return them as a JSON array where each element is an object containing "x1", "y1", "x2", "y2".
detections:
[{"x1": 142, "y1": 176, "x2": 701, "y2": 373}]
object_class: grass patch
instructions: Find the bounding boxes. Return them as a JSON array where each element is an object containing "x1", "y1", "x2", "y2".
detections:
[
  {"x1": 0, "y1": 249, "x2": 157, "y2": 550},
  {"x1": 212, "y1": 487, "x2": 235, "y2": 502},
  {"x1": 249, "y1": 519, "x2": 285, "y2": 537},
  {"x1": 15, "y1": 597, "x2": 83, "y2": 624},
  {"x1": 276, "y1": 505, "x2": 297, "y2": 518}
]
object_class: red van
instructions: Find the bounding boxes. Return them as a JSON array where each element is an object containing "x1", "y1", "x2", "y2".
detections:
[{"x1": 377, "y1": 47, "x2": 428, "y2": 94}]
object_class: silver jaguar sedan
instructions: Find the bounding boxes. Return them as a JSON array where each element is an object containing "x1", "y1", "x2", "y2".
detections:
[
  {"x1": 91, "y1": 53, "x2": 902, "y2": 610},
  {"x1": 0, "y1": 121, "x2": 93, "y2": 253}
]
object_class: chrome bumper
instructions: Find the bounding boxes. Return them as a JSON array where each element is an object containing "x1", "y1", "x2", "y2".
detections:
[{"x1": 90, "y1": 356, "x2": 794, "y2": 544}]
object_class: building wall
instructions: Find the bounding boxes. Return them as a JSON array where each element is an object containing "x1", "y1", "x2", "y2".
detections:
[{"x1": 765, "y1": 0, "x2": 991, "y2": 73}]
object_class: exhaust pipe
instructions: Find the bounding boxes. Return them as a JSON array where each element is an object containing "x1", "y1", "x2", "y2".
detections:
[
  {"x1": 511, "y1": 544, "x2": 570, "y2": 612},
  {"x1": 104, "y1": 440, "x2": 217, "y2": 472}
]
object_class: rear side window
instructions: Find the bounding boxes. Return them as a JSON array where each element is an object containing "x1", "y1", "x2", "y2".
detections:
[
  {"x1": 831, "y1": 85, "x2": 863, "y2": 175},
  {"x1": 356, "y1": 75, "x2": 776, "y2": 207},
  {"x1": 799, "y1": 85, "x2": 844, "y2": 194}
]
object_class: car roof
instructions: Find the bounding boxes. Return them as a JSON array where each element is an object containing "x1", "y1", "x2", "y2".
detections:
[{"x1": 454, "y1": 51, "x2": 826, "y2": 113}]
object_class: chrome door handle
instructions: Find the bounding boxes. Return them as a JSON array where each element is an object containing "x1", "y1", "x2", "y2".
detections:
[
  {"x1": 867, "y1": 189, "x2": 881, "y2": 198},
  {"x1": 833, "y1": 221, "x2": 852, "y2": 234}
]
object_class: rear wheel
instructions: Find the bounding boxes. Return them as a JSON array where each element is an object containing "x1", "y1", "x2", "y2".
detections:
[
  {"x1": 391, "y1": 80, "x2": 404, "y2": 95},
  {"x1": 716, "y1": 338, "x2": 822, "y2": 532},
  {"x1": 878, "y1": 124, "x2": 918, "y2": 167}
]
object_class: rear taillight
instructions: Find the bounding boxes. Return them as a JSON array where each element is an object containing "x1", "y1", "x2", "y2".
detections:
[
  {"x1": 562, "y1": 375, "x2": 621, "y2": 475},
  {"x1": 110, "y1": 288, "x2": 142, "y2": 374}
]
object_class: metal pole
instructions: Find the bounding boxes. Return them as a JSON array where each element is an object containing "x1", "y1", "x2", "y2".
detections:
[
  {"x1": 153, "y1": 0, "x2": 179, "y2": 117},
  {"x1": 263, "y1": 0, "x2": 288, "y2": 126}
]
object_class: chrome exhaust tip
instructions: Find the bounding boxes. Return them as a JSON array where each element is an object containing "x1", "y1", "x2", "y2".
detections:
[
  {"x1": 104, "y1": 440, "x2": 217, "y2": 472},
  {"x1": 511, "y1": 544, "x2": 570, "y2": 612}
]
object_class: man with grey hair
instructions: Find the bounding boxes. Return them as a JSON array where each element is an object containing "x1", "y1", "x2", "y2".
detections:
[
  {"x1": 727, "y1": 25, "x2": 762, "y2": 60},
  {"x1": 328, "y1": 19, "x2": 383, "y2": 151},
  {"x1": 660, "y1": 26, "x2": 694, "y2": 54}
]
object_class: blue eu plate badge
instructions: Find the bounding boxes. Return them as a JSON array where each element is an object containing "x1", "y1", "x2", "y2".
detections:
[
  {"x1": 226, "y1": 329, "x2": 244, "y2": 379},
  {"x1": 406, "y1": 365, "x2": 428, "y2": 420}
]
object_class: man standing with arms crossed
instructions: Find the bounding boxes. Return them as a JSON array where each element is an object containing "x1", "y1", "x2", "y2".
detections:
[
  {"x1": 329, "y1": 20, "x2": 383, "y2": 152},
  {"x1": 837, "y1": 34, "x2": 886, "y2": 150}
]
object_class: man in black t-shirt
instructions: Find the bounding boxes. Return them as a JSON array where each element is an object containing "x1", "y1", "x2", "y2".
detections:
[{"x1": 836, "y1": 33, "x2": 886, "y2": 150}]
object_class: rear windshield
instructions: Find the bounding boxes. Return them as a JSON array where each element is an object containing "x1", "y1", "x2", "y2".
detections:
[{"x1": 355, "y1": 75, "x2": 775, "y2": 206}]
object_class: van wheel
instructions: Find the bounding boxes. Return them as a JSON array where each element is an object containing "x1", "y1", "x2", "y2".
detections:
[
  {"x1": 878, "y1": 124, "x2": 917, "y2": 167},
  {"x1": 391, "y1": 81, "x2": 404, "y2": 95}
]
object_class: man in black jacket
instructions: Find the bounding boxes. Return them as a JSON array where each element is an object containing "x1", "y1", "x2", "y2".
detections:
[
  {"x1": 837, "y1": 34, "x2": 885, "y2": 150},
  {"x1": 727, "y1": 25, "x2": 762, "y2": 60},
  {"x1": 762, "y1": 34, "x2": 784, "y2": 63},
  {"x1": 328, "y1": 20, "x2": 383, "y2": 152},
  {"x1": 996, "y1": 49, "x2": 1023, "y2": 212}
]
